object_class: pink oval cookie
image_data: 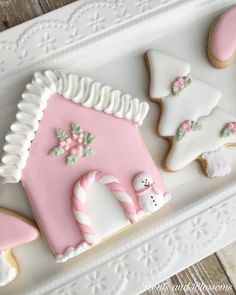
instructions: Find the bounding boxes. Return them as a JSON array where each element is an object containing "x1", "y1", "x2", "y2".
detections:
[{"x1": 208, "y1": 6, "x2": 236, "y2": 68}]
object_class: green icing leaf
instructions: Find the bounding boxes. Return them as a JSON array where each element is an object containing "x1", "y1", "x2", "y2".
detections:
[
  {"x1": 172, "y1": 87, "x2": 179, "y2": 96},
  {"x1": 83, "y1": 133, "x2": 95, "y2": 145},
  {"x1": 191, "y1": 121, "x2": 202, "y2": 131},
  {"x1": 66, "y1": 153, "x2": 77, "y2": 165},
  {"x1": 71, "y1": 122, "x2": 82, "y2": 134},
  {"x1": 49, "y1": 146, "x2": 65, "y2": 156},
  {"x1": 221, "y1": 127, "x2": 230, "y2": 137},
  {"x1": 56, "y1": 128, "x2": 68, "y2": 141},
  {"x1": 83, "y1": 146, "x2": 93, "y2": 157},
  {"x1": 184, "y1": 77, "x2": 192, "y2": 86},
  {"x1": 177, "y1": 128, "x2": 186, "y2": 141}
]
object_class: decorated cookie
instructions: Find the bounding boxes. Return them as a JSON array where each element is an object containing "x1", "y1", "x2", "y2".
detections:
[
  {"x1": 145, "y1": 50, "x2": 221, "y2": 137},
  {"x1": 166, "y1": 107, "x2": 236, "y2": 177},
  {"x1": 0, "y1": 209, "x2": 39, "y2": 286},
  {"x1": 0, "y1": 70, "x2": 171, "y2": 263},
  {"x1": 207, "y1": 6, "x2": 236, "y2": 68},
  {"x1": 145, "y1": 50, "x2": 236, "y2": 177}
]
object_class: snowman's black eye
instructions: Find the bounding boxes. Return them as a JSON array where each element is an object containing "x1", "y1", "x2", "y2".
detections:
[{"x1": 142, "y1": 181, "x2": 144, "y2": 183}]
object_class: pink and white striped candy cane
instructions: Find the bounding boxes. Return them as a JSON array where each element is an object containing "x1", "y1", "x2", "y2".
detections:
[{"x1": 72, "y1": 171, "x2": 137, "y2": 246}]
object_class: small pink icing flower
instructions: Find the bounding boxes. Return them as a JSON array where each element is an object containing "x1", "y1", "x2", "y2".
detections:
[
  {"x1": 60, "y1": 141, "x2": 66, "y2": 147},
  {"x1": 72, "y1": 134, "x2": 78, "y2": 140},
  {"x1": 76, "y1": 145, "x2": 84, "y2": 157},
  {"x1": 226, "y1": 122, "x2": 236, "y2": 133},
  {"x1": 171, "y1": 76, "x2": 191, "y2": 96},
  {"x1": 176, "y1": 77, "x2": 185, "y2": 88},
  {"x1": 227, "y1": 122, "x2": 234, "y2": 130},
  {"x1": 64, "y1": 138, "x2": 72, "y2": 151},
  {"x1": 181, "y1": 120, "x2": 192, "y2": 131},
  {"x1": 77, "y1": 133, "x2": 84, "y2": 144},
  {"x1": 174, "y1": 81, "x2": 180, "y2": 87},
  {"x1": 66, "y1": 138, "x2": 72, "y2": 144},
  {"x1": 70, "y1": 148, "x2": 77, "y2": 155}
]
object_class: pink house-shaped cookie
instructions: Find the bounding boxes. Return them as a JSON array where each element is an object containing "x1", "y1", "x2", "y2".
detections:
[{"x1": 0, "y1": 70, "x2": 170, "y2": 262}]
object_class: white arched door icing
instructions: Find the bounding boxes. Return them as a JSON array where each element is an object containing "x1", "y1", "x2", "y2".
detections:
[{"x1": 72, "y1": 171, "x2": 137, "y2": 246}]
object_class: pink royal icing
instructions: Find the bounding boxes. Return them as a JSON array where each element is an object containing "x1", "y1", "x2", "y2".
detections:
[
  {"x1": 21, "y1": 94, "x2": 167, "y2": 257},
  {"x1": 210, "y1": 6, "x2": 236, "y2": 61},
  {"x1": 0, "y1": 211, "x2": 39, "y2": 251}
]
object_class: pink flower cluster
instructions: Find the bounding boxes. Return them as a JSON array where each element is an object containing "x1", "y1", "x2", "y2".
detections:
[
  {"x1": 181, "y1": 120, "x2": 192, "y2": 131},
  {"x1": 59, "y1": 133, "x2": 84, "y2": 156},
  {"x1": 173, "y1": 77, "x2": 185, "y2": 89},
  {"x1": 227, "y1": 122, "x2": 236, "y2": 133}
]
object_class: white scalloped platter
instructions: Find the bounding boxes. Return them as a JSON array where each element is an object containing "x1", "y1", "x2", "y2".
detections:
[{"x1": 0, "y1": 1, "x2": 236, "y2": 295}]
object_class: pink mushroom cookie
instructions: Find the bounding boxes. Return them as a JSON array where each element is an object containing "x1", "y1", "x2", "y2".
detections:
[
  {"x1": 208, "y1": 6, "x2": 236, "y2": 68},
  {"x1": 0, "y1": 70, "x2": 172, "y2": 263},
  {"x1": 0, "y1": 209, "x2": 39, "y2": 286}
]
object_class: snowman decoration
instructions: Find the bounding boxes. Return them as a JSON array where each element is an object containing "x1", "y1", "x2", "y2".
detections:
[{"x1": 133, "y1": 172, "x2": 171, "y2": 213}]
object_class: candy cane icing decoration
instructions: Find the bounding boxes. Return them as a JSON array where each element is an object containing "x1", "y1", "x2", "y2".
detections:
[{"x1": 72, "y1": 171, "x2": 137, "y2": 246}]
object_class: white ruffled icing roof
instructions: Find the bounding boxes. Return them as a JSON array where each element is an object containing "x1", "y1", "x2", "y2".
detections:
[{"x1": 0, "y1": 69, "x2": 149, "y2": 183}]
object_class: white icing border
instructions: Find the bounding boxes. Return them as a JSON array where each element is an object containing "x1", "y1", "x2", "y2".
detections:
[
  {"x1": 55, "y1": 241, "x2": 90, "y2": 263},
  {"x1": 0, "y1": 70, "x2": 149, "y2": 183}
]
